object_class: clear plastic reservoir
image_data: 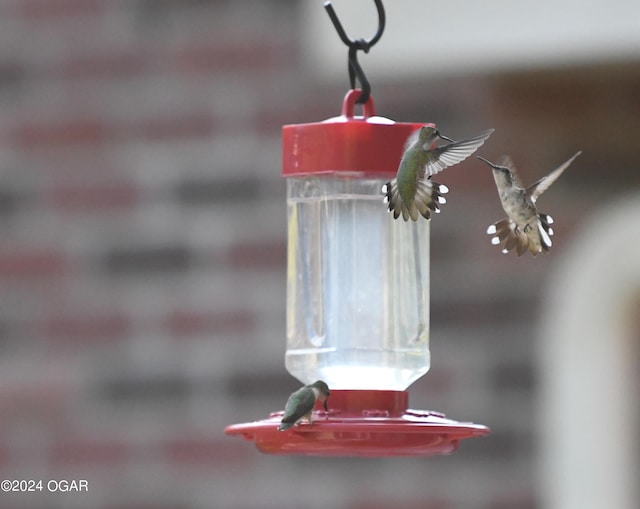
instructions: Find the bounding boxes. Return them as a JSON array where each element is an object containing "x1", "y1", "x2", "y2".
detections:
[{"x1": 285, "y1": 174, "x2": 430, "y2": 390}]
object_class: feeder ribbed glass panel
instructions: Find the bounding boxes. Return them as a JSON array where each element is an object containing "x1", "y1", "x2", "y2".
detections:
[{"x1": 285, "y1": 174, "x2": 430, "y2": 390}]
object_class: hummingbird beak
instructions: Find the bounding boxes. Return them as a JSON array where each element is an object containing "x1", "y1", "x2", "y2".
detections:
[
  {"x1": 439, "y1": 134, "x2": 455, "y2": 143},
  {"x1": 476, "y1": 156, "x2": 499, "y2": 169}
]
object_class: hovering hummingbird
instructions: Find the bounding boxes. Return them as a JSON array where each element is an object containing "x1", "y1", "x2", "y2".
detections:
[
  {"x1": 477, "y1": 151, "x2": 581, "y2": 257},
  {"x1": 383, "y1": 126, "x2": 494, "y2": 221},
  {"x1": 278, "y1": 380, "x2": 330, "y2": 431}
]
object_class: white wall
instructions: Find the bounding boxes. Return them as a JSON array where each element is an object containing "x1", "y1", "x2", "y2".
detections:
[
  {"x1": 304, "y1": 0, "x2": 640, "y2": 77},
  {"x1": 537, "y1": 194, "x2": 640, "y2": 509}
]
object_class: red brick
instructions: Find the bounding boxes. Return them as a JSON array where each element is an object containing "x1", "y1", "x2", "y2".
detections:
[
  {"x1": 10, "y1": 113, "x2": 216, "y2": 148},
  {"x1": 225, "y1": 240, "x2": 286, "y2": 270},
  {"x1": 171, "y1": 40, "x2": 293, "y2": 74},
  {"x1": 10, "y1": 118, "x2": 111, "y2": 148},
  {"x1": 164, "y1": 309, "x2": 255, "y2": 337},
  {"x1": 0, "y1": 248, "x2": 66, "y2": 278},
  {"x1": 129, "y1": 113, "x2": 215, "y2": 141},
  {"x1": 59, "y1": 50, "x2": 149, "y2": 80},
  {"x1": 0, "y1": 382, "x2": 69, "y2": 430},
  {"x1": 42, "y1": 313, "x2": 131, "y2": 344},
  {"x1": 49, "y1": 437, "x2": 130, "y2": 466},
  {"x1": 48, "y1": 181, "x2": 139, "y2": 210}
]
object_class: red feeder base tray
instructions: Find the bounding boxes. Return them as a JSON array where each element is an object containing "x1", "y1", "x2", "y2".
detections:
[{"x1": 225, "y1": 390, "x2": 489, "y2": 457}]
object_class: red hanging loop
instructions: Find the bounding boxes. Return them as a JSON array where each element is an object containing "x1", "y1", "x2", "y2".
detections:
[{"x1": 340, "y1": 89, "x2": 376, "y2": 118}]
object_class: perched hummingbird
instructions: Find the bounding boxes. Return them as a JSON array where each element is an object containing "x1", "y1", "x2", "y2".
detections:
[
  {"x1": 477, "y1": 151, "x2": 581, "y2": 257},
  {"x1": 383, "y1": 126, "x2": 494, "y2": 221},
  {"x1": 278, "y1": 380, "x2": 330, "y2": 431}
]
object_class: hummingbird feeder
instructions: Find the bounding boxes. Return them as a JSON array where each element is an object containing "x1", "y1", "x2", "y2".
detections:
[{"x1": 225, "y1": 0, "x2": 488, "y2": 456}]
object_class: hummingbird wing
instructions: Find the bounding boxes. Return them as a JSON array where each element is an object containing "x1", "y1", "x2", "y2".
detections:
[
  {"x1": 279, "y1": 387, "x2": 316, "y2": 430},
  {"x1": 527, "y1": 151, "x2": 581, "y2": 203},
  {"x1": 425, "y1": 128, "x2": 494, "y2": 176}
]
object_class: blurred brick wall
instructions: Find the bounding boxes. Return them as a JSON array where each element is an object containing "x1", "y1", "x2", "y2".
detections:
[{"x1": 0, "y1": 1, "x2": 638, "y2": 508}]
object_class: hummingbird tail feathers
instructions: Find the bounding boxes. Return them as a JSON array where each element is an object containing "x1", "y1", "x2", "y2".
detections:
[
  {"x1": 538, "y1": 213, "x2": 554, "y2": 250},
  {"x1": 487, "y1": 214, "x2": 554, "y2": 257},
  {"x1": 383, "y1": 179, "x2": 449, "y2": 222}
]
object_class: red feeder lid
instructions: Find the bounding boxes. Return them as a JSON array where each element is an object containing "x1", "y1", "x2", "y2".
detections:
[
  {"x1": 225, "y1": 390, "x2": 489, "y2": 457},
  {"x1": 282, "y1": 90, "x2": 428, "y2": 177}
]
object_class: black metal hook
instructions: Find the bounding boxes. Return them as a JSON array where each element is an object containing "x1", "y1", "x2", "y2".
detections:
[{"x1": 324, "y1": 0, "x2": 386, "y2": 104}]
